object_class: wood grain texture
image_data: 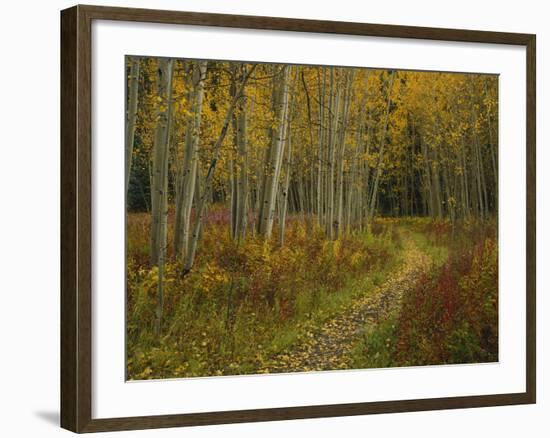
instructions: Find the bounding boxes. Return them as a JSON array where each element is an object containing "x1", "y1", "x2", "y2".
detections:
[
  {"x1": 79, "y1": 4, "x2": 534, "y2": 45},
  {"x1": 60, "y1": 5, "x2": 78, "y2": 432},
  {"x1": 60, "y1": 4, "x2": 536, "y2": 433},
  {"x1": 61, "y1": 5, "x2": 93, "y2": 432},
  {"x1": 525, "y1": 34, "x2": 536, "y2": 404}
]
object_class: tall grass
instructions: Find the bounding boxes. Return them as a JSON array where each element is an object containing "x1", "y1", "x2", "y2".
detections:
[
  {"x1": 126, "y1": 210, "x2": 402, "y2": 379},
  {"x1": 351, "y1": 219, "x2": 498, "y2": 368}
]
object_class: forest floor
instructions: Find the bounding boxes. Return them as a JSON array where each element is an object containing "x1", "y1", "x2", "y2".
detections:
[
  {"x1": 263, "y1": 234, "x2": 432, "y2": 373},
  {"x1": 127, "y1": 216, "x2": 497, "y2": 379}
]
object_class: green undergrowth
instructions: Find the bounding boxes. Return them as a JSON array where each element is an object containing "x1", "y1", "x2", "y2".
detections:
[
  {"x1": 127, "y1": 217, "x2": 403, "y2": 379},
  {"x1": 350, "y1": 218, "x2": 498, "y2": 369}
]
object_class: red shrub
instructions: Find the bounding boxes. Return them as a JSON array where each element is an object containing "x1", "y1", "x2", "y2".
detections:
[{"x1": 395, "y1": 238, "x2": 498, "y2": 365}]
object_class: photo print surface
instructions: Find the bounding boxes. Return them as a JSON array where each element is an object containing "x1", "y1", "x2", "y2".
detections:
[{"x1": 125, "y1": 56, "x2": 498, "y2": 380}]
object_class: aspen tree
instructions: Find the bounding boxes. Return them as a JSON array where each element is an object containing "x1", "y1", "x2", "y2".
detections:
[
  {"x1": 174, "y1": 61, "x2": 208, "y2": 257},
  {"x1": 229, "y1": 64, "x2": 250, "y2": 241},
  {"x1": 257, "y1": 65, "x2": 292, "y2": 239},
  {"x1": 183, "y1": 65, "x2": 256, "y2": 275},
  {"x1": 278, "y1": 123, "x2": 292, "y2": 246},
  {"x1": 150, "y1": 58, "x2": 174, "y2": 334},
  {"x1": 369, "y1": 70, "x2": 395, "y2": 220},
  {"x1": 317, "y1": 68, "x2": 326, "y2": 226},
  {"x1": 335, "y1": 70, "x2": 354, "y2": 238},
  {"x1": 125, "y1": 57, "x2": 140, "y2": 196},
  {"x1": 326, "y1": 68, "x2": 340, "y2": 239}
]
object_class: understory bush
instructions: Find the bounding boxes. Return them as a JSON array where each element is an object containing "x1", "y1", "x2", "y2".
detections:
[
  {"x1": 395, "y1": 237, "x2": 498, "y2": 365},
  {"x1": 126, "y1": 210, "x2": 398, "y2": 379},
  {"x1": 352, "y1": 221, "x2": 498, "y2": 369}
]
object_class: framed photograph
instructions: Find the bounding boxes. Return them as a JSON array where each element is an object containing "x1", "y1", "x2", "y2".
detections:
[{"x1": 60, "y1": 4, "x2": 536, "y2": 433}]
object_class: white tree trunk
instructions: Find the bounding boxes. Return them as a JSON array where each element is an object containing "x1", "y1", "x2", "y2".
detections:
[
  {"x1": 278, "y1": 126, "x2": 292, "y2": 246},
  {"x1": 229, "y1": 65, "x2": 250, "y2": 241},
  {"x1": 125, "y1": 57, "x2": 140, "y2": 196},
  {"x1": 335, "y1": 70, "x2": 354, "y2": 238},
  {"x1": 174, "y1": 61, "x2": 207, "y2": 257},
  {"x1": 368, "y1": 70, "x2": 395, "y2": 220},
  {"x1": 149, "y1": 58, "x2": 174, "y2": 334},
  {"x1": 257, "y1": 66, "x2": 292, "y2": 239},
  {"x1": 150, "y1": 58, "x2": 174, "y2": 265},
  {"x1": 183, "y1": 65, "x2": 256, "y2": 274}
]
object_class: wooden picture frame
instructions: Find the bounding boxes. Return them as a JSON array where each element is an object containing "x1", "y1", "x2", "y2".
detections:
[{"x1": 61, "y1": 4, "x2": 536, "y2": 433}]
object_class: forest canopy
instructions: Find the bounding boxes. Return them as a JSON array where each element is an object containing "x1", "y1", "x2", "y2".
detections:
[{"x1": 127, "y1": 58, "x2": 498, "y2": 223}]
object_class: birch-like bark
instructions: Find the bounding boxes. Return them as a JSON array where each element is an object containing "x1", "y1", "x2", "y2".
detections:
[
  {"x1": 317, "y1": 68, "x2": 326, "y2": 226},
  {"x1": 347, "y1": 71, "x2": 370, "y2": 232},
  {"x1": 469, "y1": 92, "x2": 485, "y2": 218},
  {"x1": 368, "y1": 70, "x2": 395, "y2": 220},
  {"x1": 174, "y1": 61, "x2": 208, "y2": 257},
  {"x1": 150, "y1": 58, "x2": 174, "y2": 264},
  {"x1": 236, "y1": 98, "x2": 249, "y2": 240},
  {"x1": 173, "y1": 61, "x2": 191, "y2": 223},
  {"x1": 257, "y1": 66, "x2": 292, "y2": 239},
  {"x1": 335, "y1": 71, "x2": 354, "y2": 238},
  {"x1": 361, "y1": 105, "x2": 374, "y2": 226},
  {"x1": 278, "y1": 125, "x2": 292, "y2": 246},
  {"x1": 125, "y1": 57, "x2": 140, "y2": 196},
  {"x1": 183, "y1": 65, "x2": 256, "y2": 275},
  {"x1": 432, "y1": 149, "x2": 443, "y2": 219},
  {"x1": 229, "y1": 65, "x2": 250, "y2": 241},
  {"x1": 149, "y1": 58, "x2": 173, "y2": 334},
  {"x1": 326, "y1": 68, "x2": 339, "y2": 239},
  {"x1": 229, "y1": 155, "x2": 237, "y2": 239},
  {"x1": 300, "y1": 69, "x2": 315, "y2": 219},
  {"x1": 485, "y1": 79, "x2": 498, "y2": 212}
]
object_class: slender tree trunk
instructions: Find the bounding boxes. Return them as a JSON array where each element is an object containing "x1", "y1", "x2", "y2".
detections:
[
  {"x1": 477, "y1": 135, "x2": 489, "y2": 217},
  {"x1": 235, "y1": 75, "x2": 249, "y2": 240},
  {"x1": 348, "y1": 71, "x2": 370, "y2": 232},
  {"x1": 326, "y1": 68, "x2": 340, "y2": 239},
  {"x1": 362, "y1": 105, "x2": 373, "y2": 227},
  {"x1": 183, "y1": 65, "x2": 256, "y2": 275},
  {"x1": 229, "y1": 155, "x2": 238, "y2": 239},
  {"x1": 335, "y1": 70, "x2": 354, "y2": 238},
  {"x1": 257, "y1": 66, "x2": 292, "y2": 239},
  {"x1": 125, "y1": 57, "x2": 140, "y2": 196},
  {"x1": 173, "y1": 61, "x2": 192, "y2": 243},
  {"x1": 150, "y1": 59, "x2": 173, "y2": 264},
  {"x1": 317, "y1": 68, "x2": 326, "y2": 226},
  {"x1": 460, "y1": 136, "x2": 470, "y2": 218},
  {"x1": 485, "y1": 79, "x2": 498, "y2": 213},
  {"x1": 150, "y1": 58, "x2": 174, "y2": 334},
  {"x1": 369, "y1": 70, "x2": 395, "y2": 220},
  {"x1": 432, "y1": 148, "x2": 443, "y2": 219},
  {"x1": 279, "y1": 126, "x2": 292, "y2": 246},
  {"x1": 174, "y1": 61, "x2": 208, "y2": 257},
  {"x1": 470, "y1": 101, "x2": 484, "y2": 218},
  {"x1": 229, "y1": 65, "x2": 251, "y2": 241}
]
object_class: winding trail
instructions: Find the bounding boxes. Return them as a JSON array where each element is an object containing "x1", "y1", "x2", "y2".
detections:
[{"x1": 264, "y1": 236, "x2": 431, "y2": 373}]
